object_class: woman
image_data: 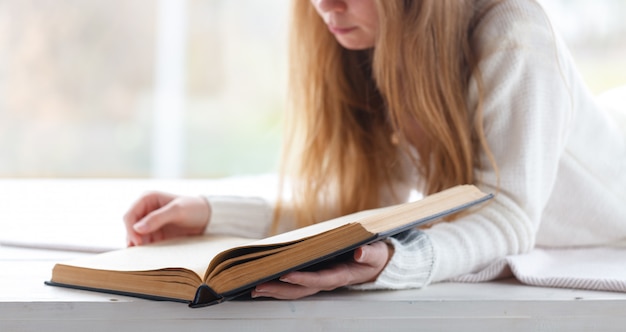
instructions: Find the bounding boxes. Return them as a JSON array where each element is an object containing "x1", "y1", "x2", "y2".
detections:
[{"x1": 124, "y1": 0, "x2": 626, "y2": 300}]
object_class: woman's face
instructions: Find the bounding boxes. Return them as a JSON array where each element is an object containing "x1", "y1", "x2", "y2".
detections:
[{"x1": 310, "y1": 0, "x2": 379, "y2": 50}]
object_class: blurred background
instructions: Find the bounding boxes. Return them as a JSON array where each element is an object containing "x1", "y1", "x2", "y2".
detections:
[{"x1": 0, "y1": 0, "x2": 624, "y2": 179}]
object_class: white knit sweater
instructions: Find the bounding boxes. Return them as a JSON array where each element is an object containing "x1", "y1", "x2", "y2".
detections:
[{"x1": 205, "y1": 0, "x2": 626, "y2": 290}]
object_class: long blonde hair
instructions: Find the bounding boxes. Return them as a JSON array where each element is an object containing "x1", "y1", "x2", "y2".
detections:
[{"x1": 275, "y1": 0, "x2": 497, "y2": 230}]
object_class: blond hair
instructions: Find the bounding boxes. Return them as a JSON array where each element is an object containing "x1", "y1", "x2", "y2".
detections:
[{"x1": 275, "y1": 0, "x2": 498, "y2": 231}]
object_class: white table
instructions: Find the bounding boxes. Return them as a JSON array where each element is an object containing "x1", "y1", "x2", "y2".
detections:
[{"x1": 2, "y1": 179, "x2": 626, "y2": 331}]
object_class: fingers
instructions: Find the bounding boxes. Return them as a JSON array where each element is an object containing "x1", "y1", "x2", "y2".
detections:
[
  {"x1": 123, "y1": 192, "x2": 176, "y2": 246},
  {"x1": 251, "y1": 265, "x2": 353, "y2": 300},
  {"x1": 252, "y1": 281, "x2": 320, "y2": 300},
  {"x1": 253, "y1": 241, "x2": 393, "y2": 300},
  {"x1": 354, "y1": 241, "x2": 390, "y2": 266},
  {"x1": 132, "y1": 204, "x2": 178, "y2": 234},
  {"x1": 123, "y1": 193, "x2": 211, "y2": 246}
]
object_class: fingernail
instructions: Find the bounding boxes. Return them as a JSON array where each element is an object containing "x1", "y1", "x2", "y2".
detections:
[
  {"x1": 251, "y1": 290, "x2": 267, "y2": 299},
  {"x1": 355, "y1": 247, "x2": 366, "y2": 262},
  {"x1": 133, "y1": 222, "x2": 148, "y2": 232},
  {"x1": 280, "y1": 272, "x2": 298, "y2": 283},
  {"x1": 252, "y1": 287, "x2": 265, "y2": 298},
  {"x1": 128, "y1": 234, "x2": 141, "y2": 246}
]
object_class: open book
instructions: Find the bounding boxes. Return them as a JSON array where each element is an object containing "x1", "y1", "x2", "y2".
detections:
[{"x1": 46, "y1": 185, "x2": 492, "y2": 307}]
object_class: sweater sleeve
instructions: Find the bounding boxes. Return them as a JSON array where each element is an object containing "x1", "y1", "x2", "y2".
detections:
[
  {"x1": 203, "y1": 195, "x2": 274, "y2": 239},
  {"x1": 424, "y1": 1, "x2": 573, "y2": 283},
  {"x1": 349, "y1": 229, "x2": 435, "y2": 290},
  {"x1": 356, "y1": 1, "x2": 578, "y2": 290},
  {"x1": 203, "y1": 193, "x2": 299, "y2": 239},
  {"x1": 427, "y1": 0, "x2": 572, "y2": 280}
]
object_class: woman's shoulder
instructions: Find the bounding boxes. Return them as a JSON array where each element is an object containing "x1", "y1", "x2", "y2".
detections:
[{"x1": 472, "y1": 0, "x2": 554, "y2": 55}]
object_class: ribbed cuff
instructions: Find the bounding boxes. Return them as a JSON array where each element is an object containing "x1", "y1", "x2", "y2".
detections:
[
  {"x1": 204, "y1": 195, "x2": 273, "y2": 239},
  {"x1": 349, "y1": 229, "x2": 435, "y2": 290}
]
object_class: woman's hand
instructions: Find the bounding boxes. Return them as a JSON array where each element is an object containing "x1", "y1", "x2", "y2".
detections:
[
  {"x1": 251, "y1": 241, "x2": 393, "y2": 300},
  {"x1": 123, "y1": 192, "x2": 210, "y2": 246}
]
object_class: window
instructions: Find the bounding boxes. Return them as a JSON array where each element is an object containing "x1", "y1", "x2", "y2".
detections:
[
  {"x1": 0, "y1": 1, "x2": 623, "y2": 178},
  {"x1": 0, "y1": 0, "x2": 288, "y2": 178},
  {"x1": 540, "y1": 0, "x2": 626, "y2": 94}
]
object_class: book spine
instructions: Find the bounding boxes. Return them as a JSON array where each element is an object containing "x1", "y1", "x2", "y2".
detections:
[{"x1": 191, "y1": 284, "x2": 224, "y2": 307}]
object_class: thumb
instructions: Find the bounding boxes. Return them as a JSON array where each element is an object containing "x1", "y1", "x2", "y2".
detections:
[
  {"x1": 354, "y1": 241, "x2": 389, "y2": 265},
  {"x1": 133, "y1": 205, "x2": 176, "y2": 234}
]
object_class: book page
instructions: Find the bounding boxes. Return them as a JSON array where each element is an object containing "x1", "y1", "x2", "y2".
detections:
[
  {"x1": 360, "y1": 185, "x2": 490, "y2": 234},
  {"x1": 249, "y1": 207, "x2": 391, "y2": 246},
  {"x1": 61, "y1": 235, "x2": 252, "y2": 277},
  {"x1": 248, "y1": 185, "x2": 489, "y2": 248}
]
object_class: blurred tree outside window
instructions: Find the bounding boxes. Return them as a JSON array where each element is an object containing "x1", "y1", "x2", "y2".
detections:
[{"x1": 0, "y1": 0, "x2": 623, "y2": 178}]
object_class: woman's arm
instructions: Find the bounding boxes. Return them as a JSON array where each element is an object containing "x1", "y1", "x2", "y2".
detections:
[
  {"x1": 123, "y1": 192, "x2": 283, "y2": 245},
  {"x1": 202, "y1": 195, "x2": 275, "y2": 239},
  {"x1": 425, "y1": 0, "x2": 573, "y2": 282},
  {"x1": 377, "y1": 1, "x2": 578, "y2": 287},
  {"x1": 123, "y1": 192, "x2": 211, "y2": 246},
  {"x1": 264, "y1": 0, "x2": 578, "y2": 295}
]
